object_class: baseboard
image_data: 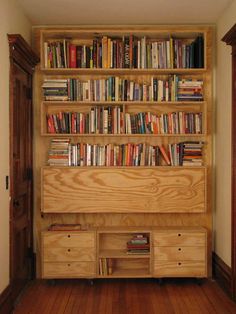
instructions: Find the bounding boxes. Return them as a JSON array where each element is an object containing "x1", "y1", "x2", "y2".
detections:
[
  {"x1": 0, "y1": 284, "x2": 13, "y2": 314},
  {"x1": 212, "y1": 252, "x2": 232, "y2": 297}
]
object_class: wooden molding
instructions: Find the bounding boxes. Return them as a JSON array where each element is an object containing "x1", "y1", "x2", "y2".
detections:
[
  {"x1": 0, "y1": 285, "x2": 13, "y2": 314},
  {"x1": 212, "y1": 252, "x2": 232, "y2": 298},
  {"x1": 222, "y1": 24, "x2": 236, "y2": 46},
  {"x1": 8, "y1": 34, "x2": 39, "y2": 73}
]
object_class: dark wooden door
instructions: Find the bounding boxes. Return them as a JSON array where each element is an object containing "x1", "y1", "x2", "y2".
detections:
[
  {"x1": 10, "y1": 61, "x2": 33, "y2": 298},
  {"x1": 8, "y1": 35, "x2": 39, "y2": 302},
  {"x1": 222, "y1": 24, "x2": 236, "y2": 300}
]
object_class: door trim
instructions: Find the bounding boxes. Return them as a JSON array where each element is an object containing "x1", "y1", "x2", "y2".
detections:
[
  {"x1": 222, "y1": 23, "x2": 236, "y2": 300},
  {"x1": 8, "y1": 34, "x2": 39, "y2": 302}
]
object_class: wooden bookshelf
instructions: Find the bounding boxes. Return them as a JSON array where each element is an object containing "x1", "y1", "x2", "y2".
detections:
[
  {"x1": 97, "y1": 229, "x2": 152, "y2": 277},
  {"x1": 33, "y1": 25, "x2": 212, "y2": 279}
]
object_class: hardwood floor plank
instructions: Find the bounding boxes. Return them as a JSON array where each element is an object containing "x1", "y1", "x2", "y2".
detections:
[
  {"x1": 202, "y1": 280, "x2": 236, "y2": 313},
  {"x1": 12, "y1": 279, "x2": 236, "y2": 314}
]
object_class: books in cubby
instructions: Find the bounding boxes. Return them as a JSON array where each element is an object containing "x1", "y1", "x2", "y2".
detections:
[
  {"x1": 46, "y1": 108, "x2": 203, "y2": 135},
  {"x1": 99, "y1": 258, "x2": 113, "y2": 276},
  {"x1": 43, "y1": 35, "x2": 204, "y2": 69},
  {"x1": 47, "y1": 139, "x2": 204, "y2": 167},
  {"x1": 168, "y1": 141, "x2": 204, "y2": 166},
  {"x1": 126, "y1": 234, "x2": 150, "y2": 254},
  {"x1": 42, "y1": 76, "x2": 204, "y2": 102},
  {"x1": 47, "y1": 138, "x2": 70, "y2": 166}
]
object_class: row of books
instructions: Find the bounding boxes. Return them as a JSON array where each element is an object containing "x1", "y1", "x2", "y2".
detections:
[
  {"x1": 99, "y1": 258, "x2": 113, "y2": 276},
  {"x1": 47, "y1": 139, "x2": 204, "y2": 167},
  {"x1": 44, "y1": 35, "x2": 204, "y2": 69},
  {"x1": 127, "y1": 234, "x2": 150, "y2": 254},
  {"x1": 42, "y1": 76, "x2": 204, "y2": 102},
  {"x1": 46, "y1": 109, "x2": 203, "y2": 135}
]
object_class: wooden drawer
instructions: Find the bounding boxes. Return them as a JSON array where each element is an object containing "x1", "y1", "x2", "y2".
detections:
[
  {"x1": 43, "y1": 232, "x2": 95, "y2": 248},
  {"x1": 43, "y1": 247, "x2": 95, "y2": 262},
  {"x1": 153, "y1": 232, "x2": 206, "y2": 247},
  {"x1": 42, "y1": 262, "x2": 96, "y2": 278},
  {"x1": 154, "y1": 246, "x2": 205, "y2": 261},
  {"x1": 153, "y1": 261, "x2": 206, "y2": 277}
]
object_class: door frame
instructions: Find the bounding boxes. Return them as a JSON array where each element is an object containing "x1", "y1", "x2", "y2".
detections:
[
  {"x1": 8, "y1": 34, "x2": 39, "y2": 300},
  {"x1": 222, "y1": 24, "x2": 236, "y2": 300}
]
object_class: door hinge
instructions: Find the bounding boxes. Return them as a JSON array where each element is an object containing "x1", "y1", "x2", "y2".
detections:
[
  {"x1": 26, "y1": 168, "x2": 33, "y2": 180},
  {"x1": 5, "y1": 176, "x2": 9, "y2": 190},
  {"x1": 28, "y1": 247, "x2": 34, "y2": 258},
  {"x1": 27, "y1": 87, "x2": 32, "y2": 100}
]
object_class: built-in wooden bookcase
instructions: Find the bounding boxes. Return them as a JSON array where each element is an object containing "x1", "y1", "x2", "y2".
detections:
[{"x1": 33, "y1": 25, "x2": 212, "y2": 279}]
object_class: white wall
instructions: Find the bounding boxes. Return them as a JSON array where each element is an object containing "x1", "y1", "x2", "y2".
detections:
[
  {"x1": 0, "y1": 0, "x2": 31, "y2": 294},
  {"x1": 215, "y1": 0, "x2": 236, "y2": 267}
]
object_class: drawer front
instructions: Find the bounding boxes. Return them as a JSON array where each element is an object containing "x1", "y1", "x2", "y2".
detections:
[
  {"x1": 153, "y1": 232, "x2": 206, "y2": 247},
  {"x1": 154, "y1": 246, "x2": 205, "y2": 261},
  {"x1": 153, "y1": 261, "x2": 206, "y2": 277},
  {"x1": 43, "y1": 247, "x2": 95, "y2": 262},
  {"x1": 43, "y1": 232, "x2": 95, "y2": 248},
  {"x1": 42, "y1": 262, "x2": 96, "y2": 278}
]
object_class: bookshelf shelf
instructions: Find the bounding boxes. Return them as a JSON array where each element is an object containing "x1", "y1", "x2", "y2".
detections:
[
  {"x1": 98, "y1": 268, "x2": 151, "y2": 278},
  {"x1": 42, "y1": 100, "x2": 205, "y2": 106},
  {"x1": 99, "y1": 249, "x2": 151, "y2": 258},
  {"x1": 41, "y1": 133, "x2": 205, "y2": 137},
  {"x1": 41, "y1": 67, "x2": 207, "y2": 75},
  {"x1": 34, "y1": 25, "x2": 212, "y2": 279}
]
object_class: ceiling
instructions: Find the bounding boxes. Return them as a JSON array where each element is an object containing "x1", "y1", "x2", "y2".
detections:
[{"x1": 17, "y1": 0, "x2": 233, "y2": 25}]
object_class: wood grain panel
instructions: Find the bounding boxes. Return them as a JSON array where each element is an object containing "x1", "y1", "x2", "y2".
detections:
[
  {"x1": 154, "y1": 246, "x2": 205, "y2": 261},
  {"x1": 42, "y1": 231, "x2": 95, "y2": 247},
  {"x1": 153, "y1": 261, "x2": 206, "y2": 277},
  {"x1": 42, "y1": 167, "x2": 206, "y2": 213},
  {"x1": 43, "y1": 247, "x2": 95, "y2": 262},
  {"x1": 42, "y1": 262, "x2": 95, "y2": 278},
  {"x1": 153, "y1": 231, "x2": 206, "y2": 246}
]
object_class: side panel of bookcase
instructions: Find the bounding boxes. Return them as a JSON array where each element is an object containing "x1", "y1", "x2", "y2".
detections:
[{"x1": 41, "y1": 167, "x2": 206, "y2": 213}]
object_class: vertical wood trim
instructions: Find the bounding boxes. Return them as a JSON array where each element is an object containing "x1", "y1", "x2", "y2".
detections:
[{"x1": 222, "y1": 23, "x2": 236, "y2": 300}]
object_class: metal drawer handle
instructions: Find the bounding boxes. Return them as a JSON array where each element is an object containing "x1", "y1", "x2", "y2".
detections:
[
  {"x1": 178, "y1": 233, "x2": 181, "y2": 237},
  {"x1": 178, "y1": 262, "x2": 182, "y2": 266},
  {"x1": 178, "y1": 248, "x2": 181, "y2": 251},
  {"x1": 68, "y1": 235, "x2": 71, "y2": 238}
]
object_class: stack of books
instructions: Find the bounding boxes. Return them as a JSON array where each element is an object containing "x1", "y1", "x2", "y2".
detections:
[
  {"x1": 180, "y1": 141, "x2": 204, "y2": 166},
  {"x1": 168, "y1": 141, "x2": 204, "y2": 166},
  {"x1": 42, "y1": 79, "x2": 69, "y2": 101},
  {"x1": 48, "y1": 224, "x2": 82, "y2": 231},
  {"x1": 126, "y1": 234, "x2": 150, "y2": 254},
  {"x1": 48, "y1": 138, "x2": 71, "y2": 166},
  {"x1": 177, "y1": 79, "x2": 203, "y2": 101}
]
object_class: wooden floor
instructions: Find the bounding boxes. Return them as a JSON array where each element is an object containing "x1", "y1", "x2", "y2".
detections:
[{"x1": 13, "y1": 278, "x2": 236, "y2": 314}]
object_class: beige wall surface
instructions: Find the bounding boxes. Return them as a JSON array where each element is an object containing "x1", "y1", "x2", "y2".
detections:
[
  {"x1": 0, "y1": 0, "x2": 31, "y2": 294},
  {"x1": 215, "y1": 0, "x2": 236, "y2": 267}
]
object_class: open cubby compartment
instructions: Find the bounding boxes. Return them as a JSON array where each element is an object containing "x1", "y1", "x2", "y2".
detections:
[{"x1": 98, "y1": 257, "x2": 151, "y2": 277}]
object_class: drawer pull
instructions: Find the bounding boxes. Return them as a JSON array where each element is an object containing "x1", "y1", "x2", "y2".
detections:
[
  {"x1": 67, "y1": 235, "x2": 71, "y2": 238},
  {"x1": 178, "y1": 248, "x2": 181, "y2": 251},
  {"x1": 67, "y1": 264, "x2": 71, "y2": 267},
  {"x1": 178, "y1": 233, "x2": 181, "y2": 237},
  {"x1": 178, "y1": 262, "x2": 182, "y2": 266},
  {"x1": 68, "y1": 249, "x2": 71, "y2": 252}
]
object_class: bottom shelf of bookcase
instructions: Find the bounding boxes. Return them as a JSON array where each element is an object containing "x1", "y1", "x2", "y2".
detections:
[{"x1": 98, "y1": 257, "x2": 151, "y2": 277}]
